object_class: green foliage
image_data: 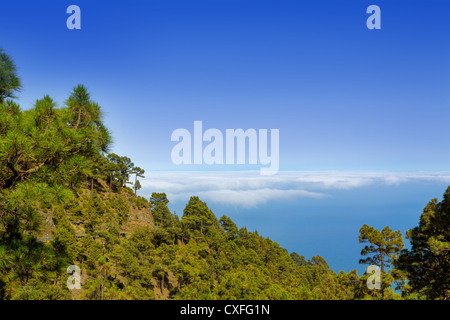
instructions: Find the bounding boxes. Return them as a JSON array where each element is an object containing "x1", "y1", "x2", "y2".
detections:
[
  {"x1": 133, "y1": 195, "x2": 149, "y2": 210},
  {"x1": 181, "y1": 196, "x2": 220, "y2": 240},
  {"x1": 396, "y1": 187, "x2": 450, "y2": 300},
  {"x1": 0, "y1": 235, "x2": 71, "y2": 299},
  {"x1": 219, "y1": 215, "x2": 238, "y2": 240},
  {"x1": 108, "y1": 194, "x2": 129, "y2": 225},
  {"x1": 52, "y1": 212, "x2": 78, "y2": 261},
  {"x1": 0, "y1": 49, "x2": 22, "y2": 103},
  {"x1": 134, "y1": 179, "x2": 142, "y2": 195},
  {"x1": 290, "y1": 252, "x2": 309, "y2": 266},
  {"x1": 107, "y1": 153, "x2": 141, "y2": 188},
  {"x1": 359, "y1": 224, "x2": 404, "y2": 273}
]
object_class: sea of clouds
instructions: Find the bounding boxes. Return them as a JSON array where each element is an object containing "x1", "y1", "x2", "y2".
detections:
[{"x1": 138, "y1": 171, "x2": 450, "y2": 208}]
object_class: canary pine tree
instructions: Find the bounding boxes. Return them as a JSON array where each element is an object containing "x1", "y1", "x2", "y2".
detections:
[
  {"x1": 358, "y1": 224, "x2": 404, "y2": 298},
  {"x1": 0, "y1": 49, "x2": 22, "y2": 103},
  {"x1": 396, "y1": 187, "x2": 450, "y2": 299}
]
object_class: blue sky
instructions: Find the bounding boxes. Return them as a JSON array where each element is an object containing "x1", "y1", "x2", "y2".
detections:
[{"x1": 2, "y1": 0, "x2": 450, "y2": 273}]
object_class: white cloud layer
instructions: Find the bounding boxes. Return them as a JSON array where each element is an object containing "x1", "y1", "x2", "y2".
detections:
[{"x1": 139, "y1": 171, "x2": 450, "y2": 208}]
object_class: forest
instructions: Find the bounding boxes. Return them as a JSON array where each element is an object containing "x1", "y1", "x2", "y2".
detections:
[{"x1": 0, "y1": 49, "x2": 448, "y2": 300}]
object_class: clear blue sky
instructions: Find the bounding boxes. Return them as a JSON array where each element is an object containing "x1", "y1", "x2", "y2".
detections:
[{"x1": 2, "y1": 0, "x2": 450, "y2": 273}]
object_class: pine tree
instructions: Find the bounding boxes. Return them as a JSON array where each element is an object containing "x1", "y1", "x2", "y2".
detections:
[
  {"x1": 358, "y1": 224, "x2": 404, "y2": 299},
  {"x1": 0, "y1": 49, "x2": 22, "y2": 103},
  {"x1": 219, "y1": 215, "x2": 238, "y2": 240},
  {"x1": 396, "y1": 187, "x2": 450, "y2": 299}
]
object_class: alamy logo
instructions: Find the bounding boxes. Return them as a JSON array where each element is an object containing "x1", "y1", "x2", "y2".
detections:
[
  {"x1": 366, "y1": 5, "x2": 381, "y2": 30},
  {"x1": 66, "y1": 5, "x2": 81, "y2": 30},
  {"x1": 67, "y1": 265, "x2": 81, "y2": 290},
  {"x1": 171, "y1": 121, "x2": 279, "y2": 175},
  {"x1": 366, "y1": 265, "x2": 381, "y2": 290}
]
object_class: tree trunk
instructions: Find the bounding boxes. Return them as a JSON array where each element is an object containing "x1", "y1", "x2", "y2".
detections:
[
  {"x1": 160, "y1": 275, "x2": 164, "y2": 295},
  {"x1": 75, "y1": 108, "x2": 81, "y2": 129}
]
